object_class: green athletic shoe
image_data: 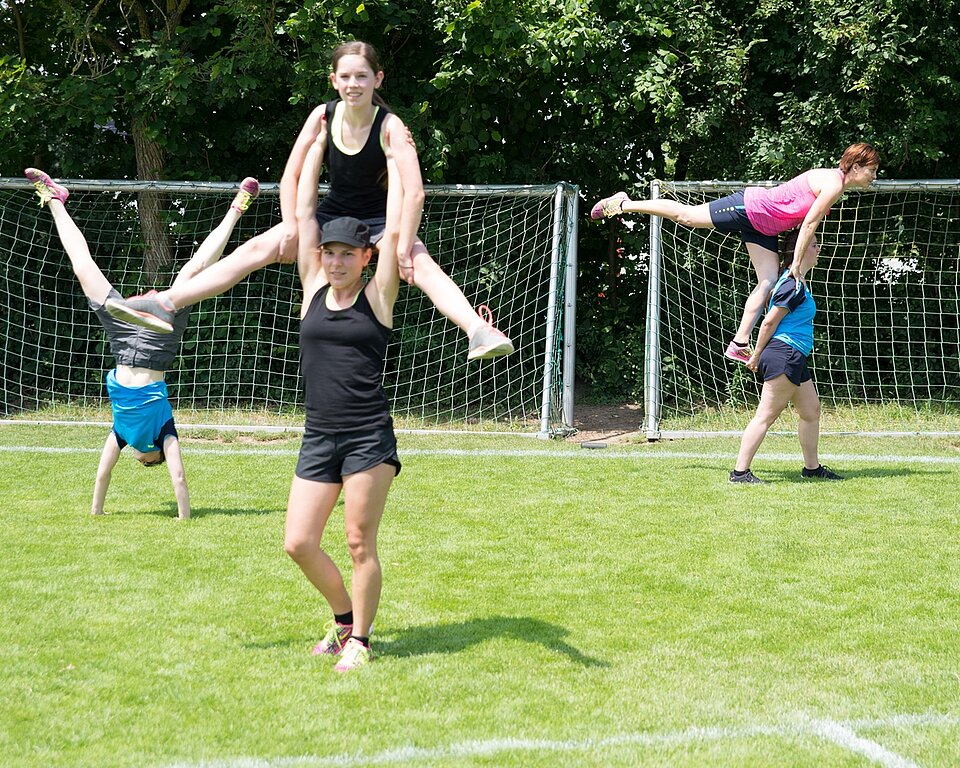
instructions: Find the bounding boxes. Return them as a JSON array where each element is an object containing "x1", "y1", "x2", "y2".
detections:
[{"x1": 105, "y1": 291, "x2": 176, "y2": 333}]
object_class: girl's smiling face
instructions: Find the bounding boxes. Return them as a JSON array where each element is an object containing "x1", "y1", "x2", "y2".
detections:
[{"x1": 330, "y1": 54, "x2": 383, "y2": 107}]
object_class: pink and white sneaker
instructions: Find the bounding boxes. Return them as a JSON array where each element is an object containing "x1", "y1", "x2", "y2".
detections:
[
  {"x1": 230, "y1": 177, "x2": 260, "y2": 214},
  {"x1": 334, "y1": 637, "x2": 373, "y2": 672},
  {"x1": 724, "y1": 340, "x2": 751, "y2": 365},
  {"x1": 25, "y1": 168, "x2": 69, "y2": 206},
  {"x1": 590, "y1": 191, "x2": 628, "y2": 220}
]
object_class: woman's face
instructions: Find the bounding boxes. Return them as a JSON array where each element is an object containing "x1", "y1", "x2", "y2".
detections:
[
  {"x1": 321, "y1": 242, "x2": 372, "y2": 289},
  {"x1": 848, "y1": 162, "x2": 879, "y2": 188},
  {"x1": 803, "y1": 237, "x2": 821, "y2": 270},
  {"x1": 330, "y1": 54, "x2": 383, "y2": 107}
]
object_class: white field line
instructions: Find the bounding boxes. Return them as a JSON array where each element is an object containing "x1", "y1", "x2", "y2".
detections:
[
  {"x1": 161, "y1": 712, "x2": 958, "y2": 768},
  {"x1": 2, "y1": 444, "x2": 960, "y2": 465},
  {"x1": 808, "y1": 719, "x2": 920, "y2": 768},
  {"x1": 4, "y1": 419, "x2": 959, "y2": 440}
]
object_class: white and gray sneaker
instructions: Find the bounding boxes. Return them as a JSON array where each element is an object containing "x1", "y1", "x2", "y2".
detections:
[{"x1": 467, "y1": 305, "x2": 514, "y2": 361}]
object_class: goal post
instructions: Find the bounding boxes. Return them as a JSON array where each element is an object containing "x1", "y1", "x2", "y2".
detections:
[
  {"x1": 0, "y1": 178, "x2": 578, "y2": 436},
  {"x1": 645, "y1": 179, "x2": 960, "y2": 437}
]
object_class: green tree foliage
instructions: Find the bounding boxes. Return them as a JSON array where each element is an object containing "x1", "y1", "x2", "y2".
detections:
[
  {"x1": 2, "y1": 0, "x2": 958, "y2": 400},
  {"x1": 0, "y1": 0, "x2": 301, "y2": 181}
]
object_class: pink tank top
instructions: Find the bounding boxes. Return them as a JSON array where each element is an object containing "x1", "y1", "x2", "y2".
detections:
[{"x1": 743, "y1": 168, "x2": 844, "y2": 236}]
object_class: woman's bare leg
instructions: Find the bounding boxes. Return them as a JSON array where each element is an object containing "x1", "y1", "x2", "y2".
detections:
[
  {"x1": 734, "y1": 375, "x2": 796, "y2": 471},
  {"x1": 284, "y1": 476, "x2": 352, "y2": 614},
  {"x1": 46, "y1": 200, "x2": 113, "y2": 304},
  {"x1": 792, "y1": 379, "x2": 822, "y2": 470},
  {"x1": 732, "y1": 243, "x2": 781, "y2": 345},
  {"x1": 341, "y1": 463, "x2": 395, "y2": 637}
]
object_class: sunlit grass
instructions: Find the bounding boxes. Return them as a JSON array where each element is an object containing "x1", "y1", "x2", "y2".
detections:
[{"x1": 1, "y1": 425, "x2": 959, "y2": 766}]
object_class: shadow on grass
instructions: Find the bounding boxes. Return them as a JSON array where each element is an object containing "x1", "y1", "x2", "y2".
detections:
[
  {"x1": 376, "y1": 615, "x2": 608, "y2": 667},
  {"x1": 770, "y1": 466, "x2": 948, "y2": 482},
  {"x1": 684, "y1": 462, "x2": 948, "y2": 483},
  {"x1": 146, "y1": 504, "x2": 273, "y2": 518}
]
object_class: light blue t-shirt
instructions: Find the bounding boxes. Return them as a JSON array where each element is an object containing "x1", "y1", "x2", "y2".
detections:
[
  {"x1": 768, "y1": 270, "x2": 816, "y2": 356},
  {"x1": 106, "y1": 369, "x2": 174, "y2": 452}
]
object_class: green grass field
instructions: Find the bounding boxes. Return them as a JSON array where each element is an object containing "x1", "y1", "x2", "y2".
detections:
[{"x1": 2, "y1": 423, "x2": 959, "y2": 767}]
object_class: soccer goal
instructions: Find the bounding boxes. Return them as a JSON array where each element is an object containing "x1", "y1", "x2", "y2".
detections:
[
  {"x1": 0, "y1": 178, "x2": 578, "y2": 436},
  {"x1": 645, "y1": 179, "x2": 960, "y2": 438}
]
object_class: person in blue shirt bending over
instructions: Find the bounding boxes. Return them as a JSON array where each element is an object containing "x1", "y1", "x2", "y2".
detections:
[
  {"x1": 729, "y1": 229, "x2": 843, "y2": 484},
  {"x1": 26, "y1": 168, "x2": 260, "y2": 518}
]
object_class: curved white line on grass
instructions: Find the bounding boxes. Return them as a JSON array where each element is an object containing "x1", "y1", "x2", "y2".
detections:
[
  {"x1": 162, "y1": 712, "x2": 958, "y2": 768},
  {"x1": 3, "y1": 445, "x2": 960, "y2": 464},
  {"x1": 809, "y1": 719, "x2": 919, "y2": 768}
]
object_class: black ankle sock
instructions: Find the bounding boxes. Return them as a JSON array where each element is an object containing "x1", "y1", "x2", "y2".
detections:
[
  {"x1": 353, "y1": 635, "x2": 370, "y2": 648},
  {"x1": 334, "y1": 610, "x2": 354, "y2": 626},
  {"x1": 731, "y1": 340, "x2": 748, "y2": 348},
  {"x1": 732, "y1": 469, "x2": 750, "y2": 477}
]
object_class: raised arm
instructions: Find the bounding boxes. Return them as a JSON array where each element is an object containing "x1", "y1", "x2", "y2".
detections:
[
  {"x1": 277, "y1": 105, "x2": 328, "y2": 262},
  {"x1": 367, "y1": 151, "x2": 402, "y2": 322},
  {"x1": 382, "y1": 114, "x2": 425, "y2": 285},
  {"x1": 791, "y1": 171, "x2": 844, "y2": 279},
  {"x1": 162, "y1": 435, "x2": 190, "y2": 520},
  {"x1": 296, "y1": 118, "x2": 329, "y2": 308}
]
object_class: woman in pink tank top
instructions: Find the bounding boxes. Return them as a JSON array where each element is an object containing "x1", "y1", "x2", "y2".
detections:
[{"x1": 590, "y1": 143, "x2": 879, "y2": 364}]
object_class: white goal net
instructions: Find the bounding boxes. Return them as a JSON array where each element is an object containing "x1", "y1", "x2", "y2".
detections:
[
  {"x1": 0, "y1": 179, "x2": 577, "y2": 435},
  {"x1": 645, "y1": 180, "x2": 960, "y2": 436}
]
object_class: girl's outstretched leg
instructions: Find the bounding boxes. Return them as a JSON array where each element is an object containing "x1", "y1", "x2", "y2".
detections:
[
  {"x1": 409, "y1": 243, "x2": 514, "y2": 361},
  {"x1": 591, "y1": 193, "x2": 714, "y2": 227},
  {"x1": 25, "y1": 168, "x2": 112, "y2": 303},
  {"x1": 105, "y1": 180, "x2": 282, "y2": 333},
  {"x1": 171, "y1": 177, "x2": 260, "y2": 286}
]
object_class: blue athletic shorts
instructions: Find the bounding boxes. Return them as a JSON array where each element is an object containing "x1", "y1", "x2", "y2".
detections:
[
  {"x1": 758, "y1": 338, "x2": 812, "y2": 386},
  {"x1": 295, "y1": 424, "x2": 401, "y2": 483},
  {"x1": 708, "y1": 191, "x2": 779, "y2": 253}
]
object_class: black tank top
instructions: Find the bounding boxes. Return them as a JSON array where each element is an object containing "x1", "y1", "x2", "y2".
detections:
[
  {"x1": 318, "y1": 100, "x2": 389, "y2": 220},
  {"x1": 300, "y1": 284, "x2": 391, "y2": 432}
]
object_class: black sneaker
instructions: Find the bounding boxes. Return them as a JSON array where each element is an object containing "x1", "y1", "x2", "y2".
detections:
[
  {"x1": 729, "y1": 469, "x2": 765, "y2": 484},
  {"x1": 801, "y1": 464, "x2": 843, "y2": 481},
  {"x1": 105, "y1": 291, "x2": 176, "y2": 333}
]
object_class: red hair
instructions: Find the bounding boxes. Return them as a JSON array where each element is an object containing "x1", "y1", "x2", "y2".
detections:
[{"x1": 839, "y1": 142, "x2": 880, "y2": 173}]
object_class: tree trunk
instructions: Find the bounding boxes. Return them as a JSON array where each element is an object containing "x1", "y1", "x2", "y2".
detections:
[{"x1": 131, "y1": 115, "x2": 171, "y2": 281}]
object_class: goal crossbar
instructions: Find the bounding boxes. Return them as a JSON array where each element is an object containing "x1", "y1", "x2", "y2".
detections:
[
  {"x1": 0, "y1": 178, "x2": 578, "y2": 437},
  {"x1": 645, "y1": 179, "x2": 960, "y2": 438}
]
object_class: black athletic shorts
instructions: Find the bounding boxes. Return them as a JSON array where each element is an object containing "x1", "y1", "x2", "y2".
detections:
[
  {"x1": 295, "y1": 423, "x2": 401, "y2": 483},
  {"x1": 758, "y1": 339, "x2": 812, "y2": 386},
  {"x1": 708, "y1": 191, "x2": 779, "y2": 253}
]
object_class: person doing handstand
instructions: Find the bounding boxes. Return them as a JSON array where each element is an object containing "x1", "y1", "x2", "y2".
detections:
[{"x1": 26, "y1": 167, "x2": 260, "y2": 518}]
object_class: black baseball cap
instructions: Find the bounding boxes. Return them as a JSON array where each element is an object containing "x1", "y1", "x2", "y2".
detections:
[{"x1": 320, "y1": 217, "x2": 371, "y2": 248}]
